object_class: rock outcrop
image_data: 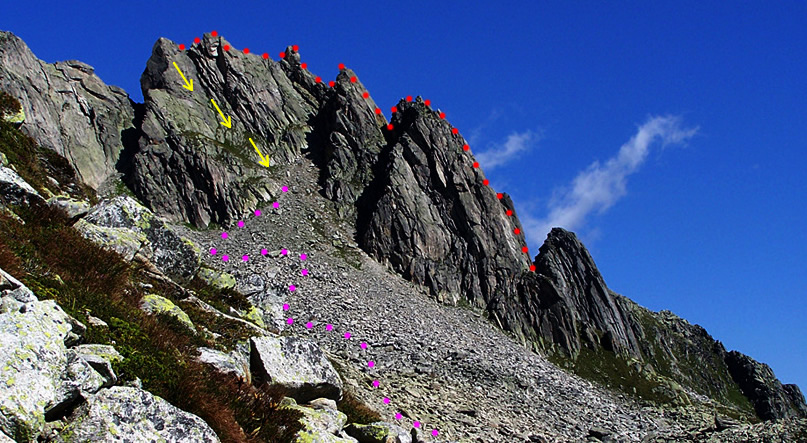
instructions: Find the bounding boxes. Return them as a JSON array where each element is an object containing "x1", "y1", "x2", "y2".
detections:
[
  {"x1": 0, "y1": 31, "x2": 135, "y2": 190},
  {"x1": 726, "y1": 350, "x2": 807, "y2": 420},
  {"x1": 250, "y1": 335, "x2": 343, "y2": 403}
]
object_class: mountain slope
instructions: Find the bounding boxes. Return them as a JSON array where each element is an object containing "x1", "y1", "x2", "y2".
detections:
[{"x1": 1, "y1": 29, "x2": 805, "y2": 441}]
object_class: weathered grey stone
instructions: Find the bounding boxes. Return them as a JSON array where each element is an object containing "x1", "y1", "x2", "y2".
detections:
[
  {"x1": 47, "y1": 195, "x2": 90, "y2": 218},
  {"x1": 78, "y1": 196, "x2": 201, "y2": 280},
  {"x1": 250, "y1": 335, "x2": 343, "y2": 403},
  {"x1": 140, "y1": 294, "x2": 196, "y2": 333},
  {"x1": 726, "y1": 351, "x2": 807, "y2": 420},
  {"x1": 280, "y1": 397, "x2": 356, "y2": 443},
  {"x1": 0, "y1": 31, "x2": 135, "y2": 190},
  {"x1": 197, "y1": 267, "x2": 236, "y2": 290},
  {"x1": 196, "y1": 347, "x2": 248, "y2": 380},
  {"x1": 0, "y1": 165, "x2": 43, "y2": 208},
  {"x1": 0, "y1": 270, "x2": 104, "y2": 440},
  {"x1": 346, "y1": 421, "x2": 412, "y2": 443},
  {"x1": 72, "y1": 344, "x2": 123, "y2": 388},
  {"x1": 59, "y1": 386, "x2": 219, "y2": 442}
]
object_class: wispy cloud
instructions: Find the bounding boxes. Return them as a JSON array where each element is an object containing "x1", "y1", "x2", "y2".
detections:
[
  {"x1": 475, "y1": 130, "x2": 540, "y2": 170},
  {"x1": 526, "y1": 115, "x2": 698, "y2": 244}
]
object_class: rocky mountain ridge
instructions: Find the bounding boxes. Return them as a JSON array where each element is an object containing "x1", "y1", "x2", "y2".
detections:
[{"x1": 1, "y1": 29, "x2": 805, "y2": 441}]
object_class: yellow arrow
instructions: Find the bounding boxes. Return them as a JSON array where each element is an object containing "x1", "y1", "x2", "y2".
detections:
[
  {"x1": 172, "y1": 62, "x2": 193, "y2": 91},
  {"x1": 249, "y1": 138, "x2": 271, "y2": 167},
  {"x1": 210, "y1": 99, "x2": 232, "y2": 128}
]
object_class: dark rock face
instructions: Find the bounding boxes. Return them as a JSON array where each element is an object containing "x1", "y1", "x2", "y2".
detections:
[
  {"x1": 357, "y1": 98, "x2": 531, "y2": 309},
  {"x1": 726, "y1": 350, "x2": 807, "y2": 420},
  {"x1": 0, "y1": 31, "x2": 135, "y2": 190}
]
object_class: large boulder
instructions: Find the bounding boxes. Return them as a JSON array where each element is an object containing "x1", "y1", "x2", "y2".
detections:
[
  {"x1": 250, "y1": 336, "x2": 343, "y2": 403},
  {"x1": 75, "y1": 196, "x2": 201, "y2": 280},
  {"x1": 280, "y1": 397, "x2": 357, "y2": 443},
  {"x1": 0, "y1": 164, "x2": 44, "y2": 208},
  {"x1": 345, "y1": 421, "x2": 412, "y2": 443},
  {"x1": 0, "y1": 268, "x2": 105, "y2": 441},
  {"x1": 0, "y1": 31, "x2": 135, "y2": 190},
  {"x1": 140, "y1": 294, "x2": 196, "y2": 333},
  {"x1": 59, "y1": 386, "x2": 219, "y2": 442}
]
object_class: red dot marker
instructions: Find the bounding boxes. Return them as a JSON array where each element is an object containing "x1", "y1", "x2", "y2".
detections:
[
  {"x1": 243, "y1": 48, "x2": 249, "y2": 54},
  {"x1": 223, "y1": 44, "x2": 230, "y2": 51},
  {"x1": 452, "y1": 128, "x2": 459, "y2": 134},
  {"x1": 279, "y1": 51, "x2": 286, "y2": 58},
  {"x1": 530, "y1": 264, "x2": 536, "y2": 272},
  {"x1": 514, "y1": 228, "x2": 521, "y2": 235},
  {"x1": 425, "y1": 99, "x2": 431, "y2": 106},
  {"x1": 178, "y1": 44, "x2": 185, "y2": 51},
  {"x1": 338, "y1": 63, "x2": 345, "y2": 70},
  {"x1": 329, "y1": 80, "x2": 336, "y2": 87},
  {"x1": 362, "y1": 92, "x2": 369, "y2": 99},
  {"x1": 522, "y1": 246, "x2": 529, "y2": 253},
  {"x1": 292, "y1": 44, "x2": 299, "y2": 52},
  {"x1": 439, "y1": 112, "x2": 446, "y2": 119},
  {"x1": 406, "y1": 95, "x2": 413, "y2": 102},
  {"x1": 262, "y1": 53, "x2": 269, "y2": 60},
  {"x1": 387, "y1": 123, "x2": 394, "y2": 130},
  {"x1": 391, "y1": 106, "x2": 397, "y2": 113},
  {"x1": 194, "y1": 37, "x2": 200, "y2": 44},
  {"x1": 483, "y1": 179, "x2": 490, "y2": 186},
  {"x1": 463, "y1": 144, "x2": 470, "y2": 151},
  {"x1": 350, "y1": 76, "x2": 357, "y2": 83},
  {"x1": 315, "y1": 76, "x2": 322, "y2": 83},
  {"x1": 473, "y1": 162, "x2": 479, "y2": 168},
  {"x1": 506, "y1": 210, "x2": 513, "y2": 216},
  {"x1": 211, "y1": 30, "x2": 218, "y2": 37},
  {"x1": 374, "y1": 108, "x2": 381, "y2": 115},
  {"x1": 301, "y1": 62, "x2": 307, "y2": 69},
  {"x1": 497, "y1": 193, "x2": 504, "y2": 200}
]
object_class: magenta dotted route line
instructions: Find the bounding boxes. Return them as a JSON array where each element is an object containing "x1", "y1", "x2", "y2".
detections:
[
  {"x1": 208, "y1": 186, "x2": 440, "y2": 438},
  {"x1": 179, "y1": 30, "x2": 535, "y2": 271}
]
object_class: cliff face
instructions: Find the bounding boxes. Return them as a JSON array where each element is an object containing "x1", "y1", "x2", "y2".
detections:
[{"x1": 1, "y1": 29, "x2": 804, "y2": 424}]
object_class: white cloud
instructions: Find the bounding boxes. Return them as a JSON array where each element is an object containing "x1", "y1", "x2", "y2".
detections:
[
  {"x1": 527, "y1": 115, "x2": 698, "y2": 244},
  {"x1": 475, "y1": 130, "x2": 539, "y2": 170}
]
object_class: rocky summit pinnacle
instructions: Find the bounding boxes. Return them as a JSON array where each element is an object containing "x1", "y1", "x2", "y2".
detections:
[{"x1": 1, "y1": 29, "x2": 805, "y2": 442}]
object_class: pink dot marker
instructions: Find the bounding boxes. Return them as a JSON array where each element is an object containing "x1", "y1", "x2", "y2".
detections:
[
  {"x1": 237, "y1": 220, "x2": 245, "y2": 228},
  {"x1": 221, "y1": 232, "x2": 228, "y2": 239},
  {"x1": 413, "y1": 421, "x2": 420, "y2": 428},
  {"x1": 254, "y1": 209, "x2": 262, "y2": 217},
  {"x1": 272, "y1": 202, "x2": 279, "y2": 209},
  {"x1": 372, "y1": 380, "x2": 380, "y2": 387},
  {"x1": 395, "y1": 413, "x2": 402, "y2": 420},
  {"x1": 326, "y1": 324, "x2": 333, "y2": 331},
  {"x1": 281, "y1": 249, "x2": 288, "y2": 255},
  {"x1": 261, "y1": 248, "x2": 268, "y2": 256},
  {"x1": 301, "y1": 269, "x2": 308, "y2": 276},
  {"x1": 300, "y1": 253, "x2": 307, "y2": 261},
  {"x1": 289, "y1": 285, "x2": 296, "y2": 292},
  {"x1": 360, "y1": 342, "x2": 367, "y2": 350},
  {"x1": 432, "y1": 430, "x2": 439, "y2": 436},
  {"x1": 287, "y1": 318, "x2": 294, "y2": 325},
  {"x1": 344, "y1": 332, "x2": 351, "y2": 339},
  {"x1": 368, "y1": 361, "x2": 375, "y2": 368},
  {"x1": 210, "y1": 248, "x2": 217, "y2": 255},
  {"x1": 305, "y1": 322, "x2": 313, "y2": 329},
  {"x1": 222, "y1": 255, "x2": 229, "y2": 262},
  {"x1": 282, "y1": 186, "x2": 288, "y2": 192},
  {"x1": 282, "y1": 304, "x2": 290, "y2": 311},
  {"x1": 383, "y1": 397, "x2": 390, "y2": 404},
  {"x1": 242, "y1": 255, "x2": 249, "y2": 261}
]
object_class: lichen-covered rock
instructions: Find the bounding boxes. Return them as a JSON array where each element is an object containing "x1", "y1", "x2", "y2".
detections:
[
  {"x1": 140, "y1": 294, "x2": 196, "y2": 333},
  {"x1": 47, "y1": 195, "x2": 90, "y2": 219},
  {"x1": 0, "y1": 31, "x2": 135, "y2": 190},
  {"x1": 78, "y1": 196, "x2": 201, "y2": 280},
  {"x1": 250, "y1": 336, "x2": 343, "y2": 403},
  {"x1": 197, "y1": 267, "x2": 236, "y2": 290},
  {"x1": 0, "y1": 164, "x2": 44, "y2": 208},
  {"x1": 59, "y1": 386, "x2": 219, "y2": 442},
  {"x1": 280, "y1": 397, "x2": 357, "y2": 443},
  {"x1": 345, "y1": 421, "x2": 412, "y2": 443},
  {"x1": 0, "y1": 268, "x2": 104, "y2": 440},
  {"x1": 196, "y1": 347, "x2": 248, "y2": 380},
  {"x1": 72, "y1": 344, "x2": 123, "y2": 388}
]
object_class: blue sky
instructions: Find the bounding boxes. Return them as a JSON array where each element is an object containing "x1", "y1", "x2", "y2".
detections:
[{"x1": 5, "y1": 2, "x2": 806, "y2": 390}]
